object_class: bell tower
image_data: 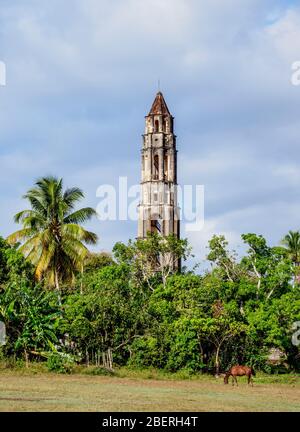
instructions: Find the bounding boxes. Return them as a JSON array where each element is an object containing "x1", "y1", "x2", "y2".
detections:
[{"x1": 138, "y1": 92, "x2": 180, "y2": 243}]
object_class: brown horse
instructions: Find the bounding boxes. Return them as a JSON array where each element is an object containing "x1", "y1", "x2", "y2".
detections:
[{"x1": 224, "y1": 365, "x2": 255, "y2": 386}]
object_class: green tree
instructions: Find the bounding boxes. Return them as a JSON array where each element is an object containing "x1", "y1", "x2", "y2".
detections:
[
  {"x1": 0, "y1": 236, "x2": 33, "y2": 286},
  {"x1": 114, "y1": 233, "x2": 192, "y2": 290},
  {"x1": 241, "y1": 233, "x2": 292, "y2": 300},
  {"x1": 75, "y1": 252, "x2": 115, "y2": 294},
  {"x1": 199, "y1": 316, "x2": 246, "y2": 375},
  {"x1": 207, "y1": 235, "x2": 239, "y2": 282},
  {"x1": 83, "y1": 252, "x2": 114, "y2": 274},
  {"x1": 7, "y1": 176, "x2": 98, "y2": 302},
  {"x1": 137, "y1": 274, "x2": 215, "y2": 372},
  {"x1": 281, "y1": 230, "x2": 300, "y2": 265},
  {"x1": 63, "y1": 264, "x2": 147, "y2": 369},
  {"x1": 0, "y1": 280, "x2": 60, "y2": 367},
  {"x1": 281, "y1": 230, "x2": 300, "y2": 285},
  {"x1": 246, "y1": 292, "x2": 300, "y2": 371}
]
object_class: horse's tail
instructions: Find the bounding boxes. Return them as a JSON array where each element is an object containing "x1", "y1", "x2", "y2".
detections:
[{"x1": 251, "y1": 367, "x2": 256, "y2": 376}]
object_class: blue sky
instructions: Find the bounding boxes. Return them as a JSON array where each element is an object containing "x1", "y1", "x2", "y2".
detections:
[{"x1": 1, "y1": 0, "x2": 300, "y2": 267}]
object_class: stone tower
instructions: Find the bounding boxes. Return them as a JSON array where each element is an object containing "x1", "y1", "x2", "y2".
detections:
[{"x1": 138, "y1": 91, "x2": 180, "y2": 243}]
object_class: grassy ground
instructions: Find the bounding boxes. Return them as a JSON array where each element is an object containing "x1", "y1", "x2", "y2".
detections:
[{"x1": 0, "y1": 366, "x2": 299, "y2": 411}]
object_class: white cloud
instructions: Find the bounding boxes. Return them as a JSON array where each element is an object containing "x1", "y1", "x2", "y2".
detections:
[{"x1": 1, "y1": 1, "x2": 300, "y2": 266}]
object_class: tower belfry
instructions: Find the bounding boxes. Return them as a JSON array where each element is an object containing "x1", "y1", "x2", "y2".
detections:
[{"x1": 138, "y1": 92, "x2": 180, "y2": 242}]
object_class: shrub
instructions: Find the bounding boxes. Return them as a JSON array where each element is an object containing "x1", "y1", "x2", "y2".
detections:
[
  {"x1": 46, "y1": 352, "x2": 76, "y2": 374},
  {"x1": 84, "y1": 366, "x2": 115, "y2": 376},
  {"x1": 129, "y1": 336, "x2": 165, "y2": 368}
]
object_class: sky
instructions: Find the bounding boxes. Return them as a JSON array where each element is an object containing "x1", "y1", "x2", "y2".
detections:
[{"x1": 1, "y1": 0, "x2": 300, "y2": 269}]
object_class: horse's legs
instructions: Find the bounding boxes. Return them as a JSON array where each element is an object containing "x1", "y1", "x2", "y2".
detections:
[
  {"x1": 235, "y1": 376, "x2": 239, "y2": 386},
  {"x1": 247, "y1": 374, "x2": 254, "y2": 386}
]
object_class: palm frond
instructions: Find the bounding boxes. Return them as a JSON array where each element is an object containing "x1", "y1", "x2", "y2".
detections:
[
  {"x1": 280, "y1": 230, "x2": 300, "y2": 263},
  {"x1": 62, "y1": 238, "x2": 89, "y2": 263},
  {"x1": 62, "y1": 223, "x2": 98, "y2": 244},
  {"x1": 19, "y1": 235, "x2": 44, "y2": 260},
  {"x1": 63, "y1": 207, "x2": 97, "y2": 224},
  {"x1": 23, "y1": 195, "x2": 47, "y2": 217},
  {"x1": 14, "y1": 210, "x2": 37, "y2": 224},
  {"x1": 35, "y1": 245, "x2": 55, "y2": 281},
  {"x1": 9, "y1": 175, "x2": 98, "y2": 289},
  {"x1": 7, "y1": 228, "x2": 35, "y2": 245},
  {"x1": 63, "y1": 187, "x2": 84, "y2": 211}
]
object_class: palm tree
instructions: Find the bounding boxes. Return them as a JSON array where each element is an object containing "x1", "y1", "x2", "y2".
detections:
[
  {"x1": 281, "y1": 230, "x2": 300, "y2": 265},
  {"x1": 7, "y1": 176, "x2": 98, "y2": 301},
  {"x1": 281, "y1": 230, "x2": 300, "y2": 286}
]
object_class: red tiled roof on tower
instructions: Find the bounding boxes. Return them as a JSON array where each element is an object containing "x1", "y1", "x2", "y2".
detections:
[{"x1": 148, "y1": 91, "x2": 171, "y2": 116}]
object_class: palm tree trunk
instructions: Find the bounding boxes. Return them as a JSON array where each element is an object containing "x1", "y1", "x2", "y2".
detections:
[
  {"x1": 55, "y1": 269, "x2": 62, "y2": 307},
  {"x1": 24, "y1": 350, "x2": 29, "y2": 368},
  {"x1": 215, "y1": 345, "x2": 221, "y2": 376},
  {"x1": 295, "y1": 262, "x2": 300, "y2": 286},
  {"x1": 80, "y1": 264, "x2": 84, "y2": 295}
]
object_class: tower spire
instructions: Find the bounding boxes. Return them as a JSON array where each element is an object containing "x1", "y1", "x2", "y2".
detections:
[{"x1": 148, "y1": 91, "x2": 171, "y2": 116}]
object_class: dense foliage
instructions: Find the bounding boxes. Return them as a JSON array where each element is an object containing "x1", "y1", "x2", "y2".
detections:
[{"x1": 0, "y1": 231, "x2": 299, "y2": 374}]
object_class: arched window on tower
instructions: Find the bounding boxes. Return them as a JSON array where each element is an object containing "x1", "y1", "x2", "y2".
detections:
[
  {"x1": 153, "y1": 154, "x2": 159, "y2": 180},
  {"x1": 163, "y1": 118, "x2": 168, "y2": 133},
  {"x1": 151, "y1": 218, "x2": 161, "y2": 234},
  {"x1": 164, "y1": 154, "x2": 169, "y2": 180},
  {"x1": 150, "y1": 218, "x2": 162, "y2": 266},
  {"x1": 154, "y1": 119, "x2": 159, "y2": 133}
]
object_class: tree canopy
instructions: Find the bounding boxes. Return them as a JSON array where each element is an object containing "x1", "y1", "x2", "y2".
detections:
[
  {"x1": 1, "y1": 179, "x2": 300, "y2": 373},
  {"x1": 7, "y1": 176, "x2": 98, "y2": 301}
]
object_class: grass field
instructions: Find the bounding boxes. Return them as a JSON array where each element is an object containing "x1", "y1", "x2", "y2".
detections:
[{"x1": 0, "y1": 368, "x2": 299, "y2": 411}]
